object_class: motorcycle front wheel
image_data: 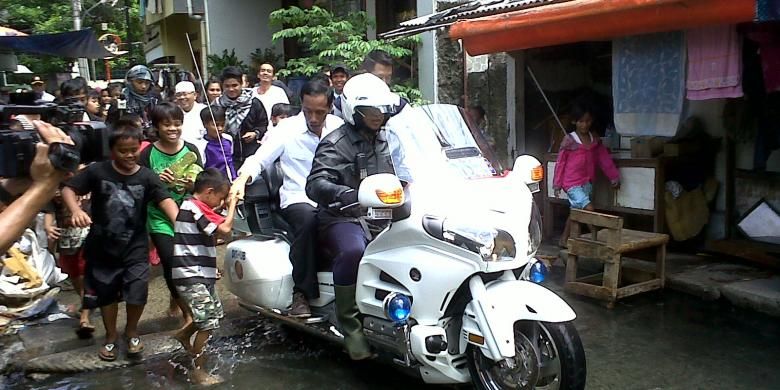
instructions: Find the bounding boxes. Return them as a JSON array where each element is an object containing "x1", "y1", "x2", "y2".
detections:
[{"x1": 467, "y1": 321, "x2": 586, "y2": 390}]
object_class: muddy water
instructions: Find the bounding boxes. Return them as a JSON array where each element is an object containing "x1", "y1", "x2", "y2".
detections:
[
  {"x1": 6, "y1": 271, "x2": 780, "y2": 389},
  {"x1": 6, "y1": 319, "x2": 430, "y2": 390}
]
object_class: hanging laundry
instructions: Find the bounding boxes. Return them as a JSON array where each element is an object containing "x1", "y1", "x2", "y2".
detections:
[
  {"x1": 613, "y1": 32, "x2": 685, "y2": 137},
  {"x1": 756, "y1": 0, "x2": 780, "y2": 22},
  {"x1": 686, "y1": 25, "x2": 744, "y2": 100},
  {"x1": 746, "y1": 24, "x2": 780, "y2": 93}
]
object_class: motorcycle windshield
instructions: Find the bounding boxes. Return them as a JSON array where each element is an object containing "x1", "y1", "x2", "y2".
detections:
[{"x1": 385, "y1": 104, "x2": 534, "y2": 247}]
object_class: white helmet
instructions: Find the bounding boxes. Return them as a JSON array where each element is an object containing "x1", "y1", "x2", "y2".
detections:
[{"x1": 341, "y1": 73, "x2": 400, "y2": 125}]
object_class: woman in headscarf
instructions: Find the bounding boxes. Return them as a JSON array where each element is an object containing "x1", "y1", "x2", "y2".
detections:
[
  {"x1": 214, "y1": 66, "x2": 268, "y2": 169},
  {"x1": 106, "y1": 65, "x2": 158, "y2": 130}
]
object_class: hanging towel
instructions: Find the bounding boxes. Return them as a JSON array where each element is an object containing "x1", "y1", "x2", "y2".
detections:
[
  {"x1": 613, "y1": 32, "x2": 685, "y2": 137},
  {"x1": 686, "y1": 26, "x2": 744, "y2": 100}
]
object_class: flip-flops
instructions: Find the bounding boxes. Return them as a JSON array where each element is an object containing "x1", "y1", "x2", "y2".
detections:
[
  {"x1": 98, "y1": 343, "x2": 117, "y2": 362},
  {"x1": 76, "y1": 322, "x2": 95, "y2": 339},
  {"x1": 126, "y1": 336, "x2": 144, "y2": 355}
]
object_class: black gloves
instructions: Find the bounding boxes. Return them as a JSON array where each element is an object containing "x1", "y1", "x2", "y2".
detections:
[
  {"x1": 337, "y1": 189, "x2": 359, "y2": 212},
  {"x1": 337, "y1": 188, "x2": 360, "y2": 217}
]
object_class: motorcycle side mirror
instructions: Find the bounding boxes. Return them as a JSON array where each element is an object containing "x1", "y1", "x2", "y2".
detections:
[
  {"x1": 512, "y1": 155, "x2": 544, "y2": 184},
  {"x1": 511, "y1": 155, "x2": 544, "y2": 193},
  {"x1": 358, "y1": 173, "x2": 405, "y2": 209}
]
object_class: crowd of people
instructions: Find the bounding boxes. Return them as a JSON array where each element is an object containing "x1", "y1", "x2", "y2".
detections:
[
  {"x1": 0, "y1": 44, "x2": 623, "y2": 385},
  {"x1": 0, "y1": 48, "x2": 410, "y2": 384}
]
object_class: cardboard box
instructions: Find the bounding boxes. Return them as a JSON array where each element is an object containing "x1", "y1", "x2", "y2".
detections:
[{"x1": 630, "y1": 136, "x2": 667, "y2": 158}]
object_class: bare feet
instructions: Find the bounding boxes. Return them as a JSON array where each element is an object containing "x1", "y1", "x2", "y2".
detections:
[
  {"x1": 76, "y1": 309, "x2": 95, "y2": 339},
  {"x1": 173, "y1": 328, "x2": 193, "y2": 353},
  {"x1": 190, "y1": 369, "x2": 224, "y2": 386},
  {"x1": 76, "y1": 320, "x2": 96, "y2": 339}
]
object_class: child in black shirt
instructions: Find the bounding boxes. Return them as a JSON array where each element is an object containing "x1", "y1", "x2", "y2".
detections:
[{"x1": 63, "y1": 127, "x2": 178, "y2": 362}]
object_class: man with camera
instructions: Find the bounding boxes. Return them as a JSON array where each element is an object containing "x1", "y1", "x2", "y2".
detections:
[{"x1": 0, "y1": 120, "x2": 74, "y2": 253}]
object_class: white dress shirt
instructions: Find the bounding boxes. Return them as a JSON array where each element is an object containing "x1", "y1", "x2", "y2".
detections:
[
  {"x1": 239, "y1": 112, "x2": 345, "y2": 209},
  {"x1": 181, "y1": 102, "x2": 207, "y2": 160}
]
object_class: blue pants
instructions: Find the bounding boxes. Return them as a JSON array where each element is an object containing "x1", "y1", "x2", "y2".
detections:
[{"x1": 322, "y1": 222, "x2": 368, "y2": 286}]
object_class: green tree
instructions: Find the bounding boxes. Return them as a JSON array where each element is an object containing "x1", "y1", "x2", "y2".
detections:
[
  {"x1": 0, "y1": 0, "x2": 144, "y2": 78},
  {"x1": 207, "y1": 49, "x2": 246, "y2": 77},
  {"x1": 269, "y1": 6, "x2": 423, "y2": 103}
]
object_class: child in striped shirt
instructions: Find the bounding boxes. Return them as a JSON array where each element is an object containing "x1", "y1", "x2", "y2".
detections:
[{"x1": 171, "y1": 168, "x2": 238, "y2": 385}]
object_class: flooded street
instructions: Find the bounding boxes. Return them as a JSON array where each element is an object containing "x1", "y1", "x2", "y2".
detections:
[{"x1": 6, "y1": 269, "x2": 780, "y2": 389}]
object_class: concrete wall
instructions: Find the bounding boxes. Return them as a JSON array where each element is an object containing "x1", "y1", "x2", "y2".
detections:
[
  {"x1": 153, "y1": 15, "x2": 202, "y2": 69},
  {"x1": 416, "y1": 0, "x2": 437, "y2": 103},
  {"x1": 206, "y1": 0, "x2": 283, "y2": 67},
  {"x1": 467, "y1": 52, "x2": 510, "y2": 164}
]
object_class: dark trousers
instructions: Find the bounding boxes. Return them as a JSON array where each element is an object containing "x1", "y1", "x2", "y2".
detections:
[
  {"x1": 321, "y1": 222, "x2": 367, "y2": 286},
  {"x1": 150, "y1": 233, "x2": 178, "y2": 298},
  {"x1": 281, "y1": 203, "x2": 320, "y2": 299}
]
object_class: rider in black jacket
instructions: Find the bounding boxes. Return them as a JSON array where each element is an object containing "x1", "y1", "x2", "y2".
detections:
[{"x1": 305, "y1": 73, "x2": 400, "y2": 360}]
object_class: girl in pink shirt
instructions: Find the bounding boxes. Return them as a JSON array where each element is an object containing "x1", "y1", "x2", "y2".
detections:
[{"x1": 553, "y1": 106, "x2": 620, "y2": 247}]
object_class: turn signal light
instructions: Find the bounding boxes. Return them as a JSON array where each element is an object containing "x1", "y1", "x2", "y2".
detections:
[
  {"x1": 376, "y1": 188, "x2": 404, "y2": 204},
  {"x1": 468, "y1": 333, "x2": 485, "y2": 345},
  {"x1": 531, "y1": 165, "x2": 544, "y2": 182}
]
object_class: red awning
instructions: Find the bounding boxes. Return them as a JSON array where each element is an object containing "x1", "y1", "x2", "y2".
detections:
[{"x1": 449, "y1": 0, "x2": 756, "y2": 55}]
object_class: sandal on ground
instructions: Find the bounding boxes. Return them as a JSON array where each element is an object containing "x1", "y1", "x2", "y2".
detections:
[
  {"x1": 98, "y1": 343, "x2": 117, "y2": 362},
  {"x1": 126, "y1": 336, "x2": 145, "y2": 355},
  {"x1": 76, "y1": 322, "x2": 95, "y2": 339}
]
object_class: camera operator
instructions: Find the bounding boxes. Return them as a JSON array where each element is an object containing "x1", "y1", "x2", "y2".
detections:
[{"x1": 0, "y1": 120, "x2": 74, "y2": 253}]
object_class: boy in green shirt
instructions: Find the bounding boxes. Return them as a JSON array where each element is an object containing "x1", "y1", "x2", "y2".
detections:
[{"x1": 140, "y1": 102, "x2": 203, "y2": 328}]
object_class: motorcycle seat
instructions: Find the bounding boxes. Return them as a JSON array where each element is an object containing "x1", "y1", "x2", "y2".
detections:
[{"x1": 261, "y1": 159, "x2": 294, "y2": 236}]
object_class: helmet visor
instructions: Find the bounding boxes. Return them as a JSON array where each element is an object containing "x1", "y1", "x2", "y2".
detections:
[{"x1": 355, "y1": 104, "x2": 396, "y2": 118}]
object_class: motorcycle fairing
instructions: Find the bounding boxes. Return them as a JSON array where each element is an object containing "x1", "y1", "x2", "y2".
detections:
[{"x1": 461, "y1": 277, "x2": 576, "y2": 361}]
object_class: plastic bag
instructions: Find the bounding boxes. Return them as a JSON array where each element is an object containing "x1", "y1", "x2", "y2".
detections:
[{"x1": 22, "y1": 229, "x2": 67, "y2": 287}]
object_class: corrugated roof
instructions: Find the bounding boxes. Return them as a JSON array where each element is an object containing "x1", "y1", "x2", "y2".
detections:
[{"x1": 381, "y1": 0, "x2": 571, "y2": 39}]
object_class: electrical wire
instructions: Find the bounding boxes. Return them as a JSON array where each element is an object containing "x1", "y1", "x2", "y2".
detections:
[{"x1": 185, "y1": 32, "x2": 233, "y2": 182}]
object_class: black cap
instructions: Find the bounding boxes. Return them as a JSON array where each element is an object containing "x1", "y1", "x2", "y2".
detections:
[{"x1": 330, "y1": 63, "x2": 350, "y2": 77}]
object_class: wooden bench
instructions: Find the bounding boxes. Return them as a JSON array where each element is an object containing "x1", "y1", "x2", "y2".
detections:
[{"x1": 564, "y1": 209, "x2": 669, "y2": 308}]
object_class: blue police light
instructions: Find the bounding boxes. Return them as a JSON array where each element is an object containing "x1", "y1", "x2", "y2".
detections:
[
  {"x1": 383, "y1": 293, "x2": 412, "y2": 324},
  {"x1": 530, "y1": 261, "x2": 547, "y2": 283}
]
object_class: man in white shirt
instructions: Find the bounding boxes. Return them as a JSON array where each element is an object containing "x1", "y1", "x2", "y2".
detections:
[
  {"x1": 231, "y1": 80, "x2": 344, "y2": 318},
  {"x1": 251, "y1": 63, "x2": 290, "y2": 124},
  {"x1": 31, "y1": 76, "x2": 55, "y2": 102},
  {"x1": 174, "y1": 81, "x2": 207, "y2": 159},
  {"x1": 329, "y1": 64, "x2": 350, "y2": 120}
]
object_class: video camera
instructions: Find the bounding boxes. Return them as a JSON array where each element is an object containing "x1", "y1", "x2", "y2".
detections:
[{"x1": 0, "y1": 100, "x2": 110, "y2": 177}]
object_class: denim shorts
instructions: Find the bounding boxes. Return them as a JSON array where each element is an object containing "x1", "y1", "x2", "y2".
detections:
[{"x1": 566, "y1": 183, "x2": 593, "y2": 209}]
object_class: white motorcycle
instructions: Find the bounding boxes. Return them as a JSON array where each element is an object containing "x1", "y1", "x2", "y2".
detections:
[{"x1": 225, "y1": 104, "x2": 586, "y2": 389}]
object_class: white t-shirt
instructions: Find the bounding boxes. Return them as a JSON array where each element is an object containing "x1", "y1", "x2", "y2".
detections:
[
  {"x1": 40, "y1": 91, "x2": 55, "y2": 102},
  {"x1": 251, "y1": 85, "x2": 290, "y2": 123},
  {"x1": 181, "y1": 102, "x2": 207, "y2": 160}
]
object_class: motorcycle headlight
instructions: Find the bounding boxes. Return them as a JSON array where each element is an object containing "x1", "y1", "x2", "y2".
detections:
[
  {"x1": 442, "y1": 219, "x2": 516, "y2": 262},
  {"x1": 528, "y1": 201, "x2": 542, "y2": 257}
]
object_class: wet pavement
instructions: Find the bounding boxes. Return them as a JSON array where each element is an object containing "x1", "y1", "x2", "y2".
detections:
[{"x1": 4, "y1": 265, "x2": 780, "y2": 389}]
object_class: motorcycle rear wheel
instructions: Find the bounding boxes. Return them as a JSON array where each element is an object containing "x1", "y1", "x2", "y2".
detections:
[{"x1": 467, "y1": 321, "x2": 586, "y2": 390}]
